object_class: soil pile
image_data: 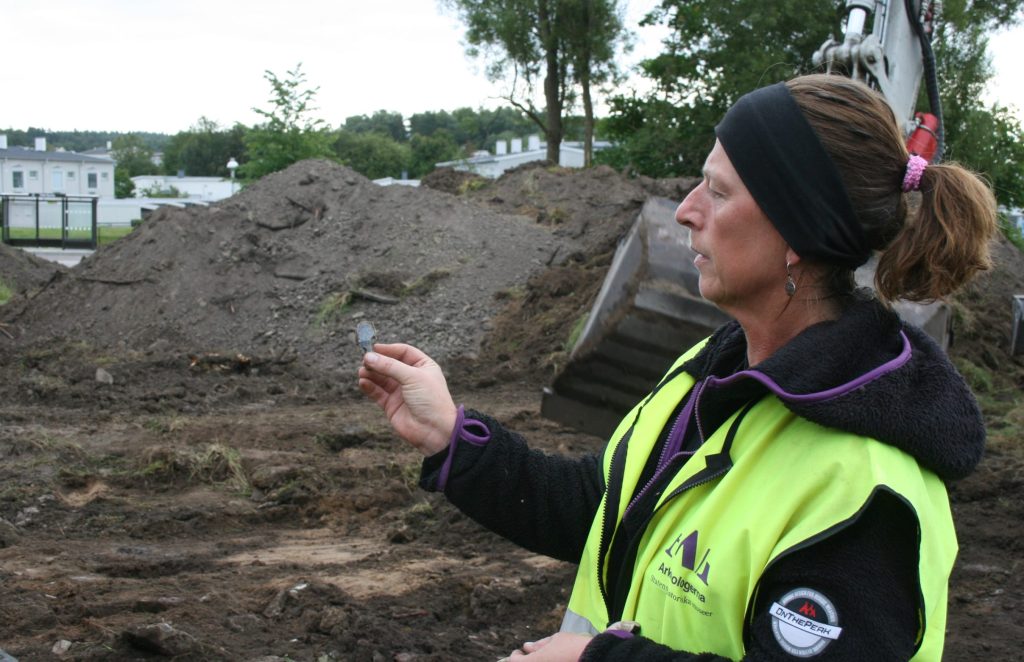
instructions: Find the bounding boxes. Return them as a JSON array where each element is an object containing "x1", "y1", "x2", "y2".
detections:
[
  {"x1": 0, "y1": 161, "x2": 688, "y2": 411},
  {"x1": 0, "y1": 160, "x2": 574, "y2": 375},
  {"x1": 949, "y1": 235, "x2": 1024, "y2": 388},
  {"x1": 0, "y1": 243, "x2": 66, "y2": 295}
]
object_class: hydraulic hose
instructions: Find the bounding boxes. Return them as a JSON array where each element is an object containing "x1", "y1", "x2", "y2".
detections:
[{"x1": 905, "y1": 0, "x2": 944, "y2": 161}]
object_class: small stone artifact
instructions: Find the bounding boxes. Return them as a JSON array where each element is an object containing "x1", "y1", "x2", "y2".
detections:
[{"x1": 355, "y1": 321, "x2": 376, "y2": 354}]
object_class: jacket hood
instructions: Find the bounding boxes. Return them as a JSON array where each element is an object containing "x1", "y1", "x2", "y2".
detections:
[{"x1": 684, "y1": 295, "x2": 985, "y2": 481}]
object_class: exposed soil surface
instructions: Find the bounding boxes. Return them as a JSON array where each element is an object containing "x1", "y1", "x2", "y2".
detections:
[{"x1": 0, "y1": 160, "x2": 1021, "y2": 661}]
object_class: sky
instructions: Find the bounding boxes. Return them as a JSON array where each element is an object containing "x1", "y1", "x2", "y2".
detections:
[{"x1": 2, "y1": 0, "x2": 1021, "y2": 136}]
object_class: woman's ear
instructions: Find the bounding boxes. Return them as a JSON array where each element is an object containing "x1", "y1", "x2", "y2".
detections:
[{"x1": 785, "y1": 247, "x2": 802, "y2": 267}]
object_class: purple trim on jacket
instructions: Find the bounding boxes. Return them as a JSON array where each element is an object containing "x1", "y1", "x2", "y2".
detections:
[
  {"x1": 710, "y1": 330, "x2": 913, "y2": 404},
  {"x1": 622, "y1": 331, "x2": 912, "y2": 519},
  {"x1": 436, "y1": 405, "x2": 491, "y2": 491}
]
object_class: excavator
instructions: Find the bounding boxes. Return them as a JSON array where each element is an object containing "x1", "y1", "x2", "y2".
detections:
[{"x1": 541, "y1": 0, "x2": 948, "y2": 437}]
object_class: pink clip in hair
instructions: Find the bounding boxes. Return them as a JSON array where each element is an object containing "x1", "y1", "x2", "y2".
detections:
[{"x1": 902, "y1": 154, "x2": 928, "y2": 192}]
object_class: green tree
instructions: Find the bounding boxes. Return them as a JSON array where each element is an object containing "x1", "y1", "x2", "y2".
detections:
[
  {"x1": 409, "y1": 110, "x2": 458, "y2": 138},
  {"x1": 240, "y1": 63, "x2": 335, "y2": 180},
  {"x1": 602, "y1": 0, "x2": 1024, "y2": 209},
  {"x1": 409, "y1": 130, "x2": 462, "y2": 177},
  {"x1": 112, "y1": 134, "x2": 159, "y2": 176},
  {"x1": 111, "y1": 134, "x2": 158, "y2": 197},
  {"x1": 163, "y1": 118, "x2": 247, "y2": 176},
  {"x1": 561, "y1": 0, "x2": 628, "y2": 165},
  {"x1": 332, "y1": 131, "x2": 412, "y2": 179},
  {"x1": 600, "y1": 0, "x2": 840, "y2": 176},
  {"x1": 343, "y1": 110, "x2": 408, "y2": 142},
  {"x1": 933, "y1": 0, "x2": 1024, "y2": 207},
  {"x1": 445, "y1": 0, "x2": 626, "y2": 164},
  {"x1": 114, "y1": 168, "x2": 135, "y2": 199},
  {"x1": 408, "y1": 106, "x2": 535, "y2": 153},
  {"x1": 0, "y1": 129, "x2": 168, "y2": 153}
]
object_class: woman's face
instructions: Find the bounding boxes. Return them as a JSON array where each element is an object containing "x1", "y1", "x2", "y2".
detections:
[{"x1": 675, "y1": 140, "x2": 792, "y2": 315}]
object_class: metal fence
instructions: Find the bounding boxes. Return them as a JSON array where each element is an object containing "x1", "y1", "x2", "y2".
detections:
[{"x1": 1, "y1": 194, "x2": 98, "y2": 249}]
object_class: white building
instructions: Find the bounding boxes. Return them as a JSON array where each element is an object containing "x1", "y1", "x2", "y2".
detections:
[
  {"x1": 130, "y1": 174, "x2": 235, "y2": 201},
  {"x1": 436, "y1": 134, "x2": 611, "y2": 179},
  {"x1": 0, "y1": 135, "x2": 115, "y2": 197}
]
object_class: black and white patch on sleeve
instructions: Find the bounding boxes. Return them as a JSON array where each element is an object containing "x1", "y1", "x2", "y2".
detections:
[{"x1": 769, "y1": 588, "x2": 843, "y2": 657}]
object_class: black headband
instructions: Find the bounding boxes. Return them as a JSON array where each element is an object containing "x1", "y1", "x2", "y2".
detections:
[{"x1": 715, "y1": 82, "x2": 870, "y2": 269}]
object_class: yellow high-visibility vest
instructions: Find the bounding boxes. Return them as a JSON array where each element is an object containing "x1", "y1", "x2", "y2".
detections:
[{"x1": 562, "y1": 341, "x2": 957, "y2": 661}]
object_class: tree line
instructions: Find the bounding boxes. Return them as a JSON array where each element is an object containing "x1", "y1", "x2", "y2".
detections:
[{"x1": 3, "y1": 98, "x2": 548, "y2": 198}]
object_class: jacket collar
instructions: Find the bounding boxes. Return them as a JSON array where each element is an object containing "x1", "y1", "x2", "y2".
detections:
[{"x1": 683, "y1": 295, "x2": 985, "y2": 481}]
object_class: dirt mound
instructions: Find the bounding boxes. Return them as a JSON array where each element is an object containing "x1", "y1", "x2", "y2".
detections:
[
  {"x1": 0, "y1": 161, "x2": 692, "y2": 410},
  {"x1": 0, "y1": 160, "x2": 571, "y2": 375},
  {"x1": 0, "y1": 243, "x2": 66, "y2": 295},
  {"x1": 949, "y1": 235, "x2": 1024, "y2": 387},
  {"x1": 456, "y1": 164, "x2": 700, "y2": 382}
]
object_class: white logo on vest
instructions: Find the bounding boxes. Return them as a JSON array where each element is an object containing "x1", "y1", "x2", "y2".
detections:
[{"x1": 770, "y1": 588, "x2": 843, "y2": 657}]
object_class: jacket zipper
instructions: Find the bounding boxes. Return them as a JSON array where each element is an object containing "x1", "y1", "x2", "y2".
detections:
[{"x1": 600, "y1": 398, "x2": 758, "y2": 623}]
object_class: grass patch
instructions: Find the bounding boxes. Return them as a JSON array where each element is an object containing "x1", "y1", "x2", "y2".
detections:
[
  {"x1": 141, "y1": 416, "x2": 191, "y2": 435},
  {"x1": 99, "y1": 225, "x2": 135, "y2": 245},
  {"x1": 136, "y1": 443, "x2": 250, "y2": 493},
  {"x1": 457, "y1": 177, "x2": 489, "y2": 194},
  {"x1": 954, "y1": 357, "x2": 994, "y2": 394},
  {"x1": 315, "y1": 291, "x2": 353, "y2": 326},
  {"x1": 191, "y1": 444, "x2": 250, "y2": 493},
  {"x1": 5, "y1": 224, "x2": 134, "y2": 246},
  {"x1": 0, "y1": 278, "x2": 12, "y2": 305},
  {"x1": 564, "y1": 312, "x2": 590, "y2": 352},
  {"x1": 987, "y1": 394, "x2": 1024, "y2": 452},
  {"x1": 494, "y1": 285, "x2": 526, "y2": 301},
  {"x1": 402, "y1": 269, "x2": 451, "y2": 296}
]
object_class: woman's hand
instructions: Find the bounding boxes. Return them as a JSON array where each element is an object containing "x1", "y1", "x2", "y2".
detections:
[
  {"x1": 505, "y1": 633, "x2": 592, "y2": 661},
  {"x1": 358, "y1": 343, "x2": 458, "y2": 456}
]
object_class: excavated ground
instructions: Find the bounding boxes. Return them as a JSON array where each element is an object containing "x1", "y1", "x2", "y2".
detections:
[{"x1": 0, "y1": 160, "x2": 1021, "y2": 661}]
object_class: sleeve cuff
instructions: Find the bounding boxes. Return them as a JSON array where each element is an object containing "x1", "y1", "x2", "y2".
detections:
[
  {"x1": 580, "y1": 629, "x2": 636, "y2": 662},
  {"x1": 435, "y1": 405, "x2": 491, "y2": 491}
]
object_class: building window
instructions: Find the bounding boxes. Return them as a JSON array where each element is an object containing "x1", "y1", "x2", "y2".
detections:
[
  {"x1": 28, "y1": 170, "x2": 38, "y2": 180},
  {"x1": 67, "y1": 171, "x2": 76, "y2": 179},
  {"x1": 101, "y1": 172, "x2": 109, "y2": 180},
  {"x1": 12, "y1": 171, "x2": 24, "y2": 188},
  {"x1": 88, "y1": 173, "x2": 98, "y2": 188}
]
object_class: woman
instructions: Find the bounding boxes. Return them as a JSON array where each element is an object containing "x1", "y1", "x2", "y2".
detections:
[{"x1": 358, "y1": 74, "x2": 996, "y2": 661}]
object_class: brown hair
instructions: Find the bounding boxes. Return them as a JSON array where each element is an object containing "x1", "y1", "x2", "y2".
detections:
[{"x1": 785, "y1": 74, "x2": 997, "y2": 303}]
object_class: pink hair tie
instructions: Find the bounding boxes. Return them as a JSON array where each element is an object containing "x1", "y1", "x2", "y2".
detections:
[{"x1": 902, "y1": 154, "x2": 928, "y2": 192}]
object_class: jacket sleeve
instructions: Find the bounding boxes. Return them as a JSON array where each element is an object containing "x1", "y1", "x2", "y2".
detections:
[
  {"x1": 581, "y1": 490, "x2": 920, "y2": 661},
  {"x1": 419, "y1": 407, "x2": 606, "y2": 563}
]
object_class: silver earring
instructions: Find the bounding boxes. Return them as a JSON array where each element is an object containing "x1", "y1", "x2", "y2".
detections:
[{"x1": 785, "y1": 262, "x2": 796, "y2": 297}]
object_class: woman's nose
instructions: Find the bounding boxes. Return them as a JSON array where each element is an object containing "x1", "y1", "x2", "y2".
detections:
[{"x1": 676, "y1": 183, "x2": 704, "y2": 227}]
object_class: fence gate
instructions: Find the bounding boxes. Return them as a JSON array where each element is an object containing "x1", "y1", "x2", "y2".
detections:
[{"x1": 1, "y1": 194, "x2": 98, "y2": 249}]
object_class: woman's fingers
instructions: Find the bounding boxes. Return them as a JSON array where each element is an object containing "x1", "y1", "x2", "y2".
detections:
[
  {"x1": 358, "y1": 377, "x2": 388, "y2": 406},
  {"x1": 363, "y1": 351, "x2": 424, "y2": 387},
  {"x1": 372, "y1": 342, "x2": 431, "y2": 366},
  {"x1": 358, "y1": 366, "x2": 398, "y2": 393}
]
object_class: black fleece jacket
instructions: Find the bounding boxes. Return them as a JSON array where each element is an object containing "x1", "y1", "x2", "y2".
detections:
[{"x1": 420, "y1": 296, "x2": 985, "y2": 661}]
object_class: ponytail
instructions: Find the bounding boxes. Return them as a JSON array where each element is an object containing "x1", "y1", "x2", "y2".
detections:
[{"x1": 875, "y1": 163, "x2": 996, "y2": 303}]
